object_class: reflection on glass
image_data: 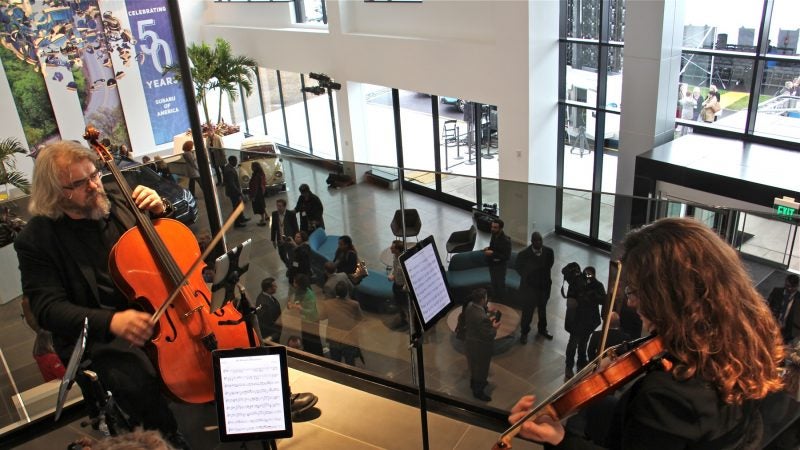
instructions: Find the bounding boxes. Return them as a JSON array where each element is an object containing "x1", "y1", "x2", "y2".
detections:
[
  {"x1": 361, "y1": 83, "x2": 397, "y2": 167},
  {"x1": 281, "y1": 71, "x2": 311, "y2": 153},
  {"x1": 399, "y1": 90, "x2": 435, "y2": 187},
  {"x1": 679, "y1": 53, "x2": 752, "y2": 132},
  {"x1": 682, "y1": 0, "x2": 762, "y2": 52},
  {"x1": 565, "y1": 44, "x2": 599, "y2": 109},
  {"x1": 306, "y1": 88, "x2": 336, "y2": 159},
  {"x1": 606, "y1": 47, "x2": 623, "y2": 112},
  {"x1": 769, "y1": 0, "x2": 799, "y2": 56},
  {"x1": 562, "y1": 188, "x2": 591, "y2": 236},
  {"x1": 260, "y1": 68, "x2": 286, "y2": 145},
  {"x1": 565, "y1": 0, "x2": 599, "y2": 40},
  {"x1": 755, "y1": 61, "x2": 800, "y2": 142}
]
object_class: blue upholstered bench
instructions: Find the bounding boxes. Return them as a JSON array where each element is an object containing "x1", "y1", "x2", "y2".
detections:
[
  {"x1": 446, "y1": 250, "x2": 520, "y2": 304},
  {"x1": 353, "y1": 273, "x2": 397, "y2": 313}
]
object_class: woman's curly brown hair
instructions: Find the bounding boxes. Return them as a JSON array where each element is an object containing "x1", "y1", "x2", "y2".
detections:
[{"x1": 622, "y1": 218, "x2": 784, "y2": 404}]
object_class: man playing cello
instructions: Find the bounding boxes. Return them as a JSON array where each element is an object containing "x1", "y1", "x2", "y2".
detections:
[
  {"x1": 15, "y1": 141, "x2": 190, "y2": 449},
  {"x1": 508, "y1": 218, "x2": 785, "y2": 449}
]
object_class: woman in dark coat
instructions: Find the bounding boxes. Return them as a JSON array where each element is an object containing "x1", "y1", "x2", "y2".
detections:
[
  {"x1": 333, "y1": 235, "x2": 358, "y2": 275},
  {"x1": 248, "y1": 162, "x2": 267, "y2": 226}
]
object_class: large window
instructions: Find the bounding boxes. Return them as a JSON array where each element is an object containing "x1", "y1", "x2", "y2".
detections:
[
  {"x1": 558, "y1": 0, "x2": 625, "y2": 245},
  {"x1": 294, "y1": 0, "x2": 326, "y2": 24},
  {"x1": 281, "y1": 71, "x2": 311, "y2": 153},
  {"x1": 677, "y1": 0, "x2": 800, "y2": 144}
]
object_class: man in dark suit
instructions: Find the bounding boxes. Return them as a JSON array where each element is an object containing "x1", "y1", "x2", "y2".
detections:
[
  {"x1": 255, "y1": 277, "x2": 283, "y2": 343},
  {"x1": 14, "y1": 141, "x2": 189, "y2": 448},
  {"x1": 484, "y1": 218, "x2": 511, "y2": 302},
  {"x1": 515, "y1": 231, "x2": 555, "y2": 342},
  {"x1": 270, "y1": 198, "x2": 299, "y2": 268},
  {"x1": 767, "y1": 273, "x2": 800, "y2": 343},
  {"x1": 223, "y1": 155, "x2": 249, "y2": 227},
  {"x1": 464, "y1": 288, "x2": 500, "y2": 402}
]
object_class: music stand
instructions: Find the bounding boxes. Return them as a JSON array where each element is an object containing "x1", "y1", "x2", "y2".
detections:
[
  {"x1": 397, "y1": 235, "x2": 454, "y2": 450},
  {"x1": 55, "y1": 317, "x2": 88, "y2": 422},
  {"x1": 212, "y1": 346, "x2": 293, "y2": 447},
  {"x1": 211, "y1": 239, "x2": 252, "y2": 313}
]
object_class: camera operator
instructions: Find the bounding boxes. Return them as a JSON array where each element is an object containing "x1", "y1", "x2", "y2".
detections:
[{"x1": 562, "y1": 264, "x2": 605, "y2": 380}]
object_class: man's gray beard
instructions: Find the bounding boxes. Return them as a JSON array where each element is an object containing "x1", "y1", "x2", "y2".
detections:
[{"x1": 62, "y1": 192, "x2": 111, "y2": 220}]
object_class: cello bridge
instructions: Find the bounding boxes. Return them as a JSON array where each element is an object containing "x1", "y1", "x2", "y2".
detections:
[{"x1": 183, "y1": 305, "x2": 204, "y2": 318}]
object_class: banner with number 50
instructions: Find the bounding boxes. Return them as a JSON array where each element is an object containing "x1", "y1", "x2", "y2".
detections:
[{"x1": 124, "y1": 0, "x2": 189, "y2": 145}]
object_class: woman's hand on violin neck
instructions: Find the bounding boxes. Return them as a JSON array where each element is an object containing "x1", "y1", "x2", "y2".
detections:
[
  {"x1": 131, "y1": 185, "x2": 165, "y2": 215},
  {"x1": 509, "y1": 395, "x2": 565, "y2": 446},
  {"x1": 110, "y1": 309, "x2": 154, "y2": 347}
]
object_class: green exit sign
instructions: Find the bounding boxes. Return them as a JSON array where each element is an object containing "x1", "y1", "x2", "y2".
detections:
[
  {"x1": 774, "y1": 196, "x2": 800, "y2": 221},
  {"x1": 776, "y1": 205, "x2": 796, "y2": 217}
]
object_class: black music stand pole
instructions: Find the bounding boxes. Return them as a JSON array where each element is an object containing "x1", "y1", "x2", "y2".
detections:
[{"x1": 408, "y1": 299, "x2": 430, "y2": 450}]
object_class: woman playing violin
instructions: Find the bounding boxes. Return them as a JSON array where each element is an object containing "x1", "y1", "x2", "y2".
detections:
[
  {"x1": 15, "y1": 141, "x2": 190, "y2": 449},
  {"x1": 509, "y1": 218, "x2": 784, "y2": 449}
]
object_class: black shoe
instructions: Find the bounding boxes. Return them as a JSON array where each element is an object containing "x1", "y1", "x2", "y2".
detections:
[
  {"x1": 164, "y1": 431, "x2": 191, "y2": 450},
  {"x1": 290, "y1": 392, "x2": 318, "y2": 419},
  {"x1": 519, "y1": 334, "x2": 528, "y2": 344},
  {"x1": 241, "y1": 216, "x2": 251, "y2": 222},
  {"x1": 538, "y1": 330, "x2": 554, "y2": 340},
  {"x1": 473, "y1": 391, "x2": 492, "y2": 402},
  {"x1": 234, "y1": 222, "x2": 247, "y2": 228},
  {"x1": 565, "y1": 367, "x2": 575, "y2": 381}
]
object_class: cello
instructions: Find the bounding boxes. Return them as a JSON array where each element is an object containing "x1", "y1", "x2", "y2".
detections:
[{"x1": 84, "y1": 127, "x2": 251, "y2": 404}]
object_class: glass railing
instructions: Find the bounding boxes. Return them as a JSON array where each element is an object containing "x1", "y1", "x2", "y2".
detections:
[{"x1": 1, "y1": 146, "x2": 797, "y2": 439}]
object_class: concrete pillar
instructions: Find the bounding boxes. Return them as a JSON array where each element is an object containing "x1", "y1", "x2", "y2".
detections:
[{"x1": 612, "y1": 0, "x2": 684, "y2": 246}]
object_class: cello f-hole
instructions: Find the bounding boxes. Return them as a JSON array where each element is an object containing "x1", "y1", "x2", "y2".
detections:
[{"x1": 163, "y1": 305, "x2": 179, "y2": 343}]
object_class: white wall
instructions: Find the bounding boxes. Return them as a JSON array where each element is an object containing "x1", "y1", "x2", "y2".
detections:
[{"x1": 195, "y1": 0, "x2": 561, "y2": 186}]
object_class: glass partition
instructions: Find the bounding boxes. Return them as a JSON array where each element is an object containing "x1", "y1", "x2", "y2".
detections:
[{"x1": 2, "y1": 148, "x2": 799, "y2": 440}]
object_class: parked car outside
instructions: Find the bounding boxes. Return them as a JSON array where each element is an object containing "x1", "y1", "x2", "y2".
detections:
[
  {"x1": 239, "y1": 135, "x2": 286, "y2": 195},
  {"x1": 112, "y1": 158, "x2": 199, "y2": 225}
]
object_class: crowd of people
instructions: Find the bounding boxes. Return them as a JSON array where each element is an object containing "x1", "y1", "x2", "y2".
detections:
[{"x1": 16, "y1": 138, "x2": 799, "y2": 448}]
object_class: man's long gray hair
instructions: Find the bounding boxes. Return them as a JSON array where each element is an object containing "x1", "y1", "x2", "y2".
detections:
[{"x1": 29, "y1": 141, "x2": 99, "y2": 219}]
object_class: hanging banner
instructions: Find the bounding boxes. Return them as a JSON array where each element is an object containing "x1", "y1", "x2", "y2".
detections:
[{"x1": 124, "y1": 0, "x2": 189, "y2": 145}]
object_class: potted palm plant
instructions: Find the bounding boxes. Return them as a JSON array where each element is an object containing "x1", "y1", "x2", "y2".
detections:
[{"x1": 0, "y1": 137, "x2": 30, "y2": 198}]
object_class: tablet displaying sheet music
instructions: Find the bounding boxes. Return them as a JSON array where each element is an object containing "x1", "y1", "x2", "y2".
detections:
[
  {"x1": 212, "y1": 346, "x2": 293, "y2": 442},
  {"x1": 399, "y1": 235, "x2": 454, "y2": 331}
]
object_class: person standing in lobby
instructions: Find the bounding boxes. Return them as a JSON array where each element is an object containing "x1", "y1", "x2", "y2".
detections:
[
  {"x1": 768, "y1": 273, "x2": 800, "y2": 343},
  {"x1": 295, "y1": 183, "x2": 324, "y2": 232},
  {"x1": 223, "y1": 155, "x2": 249, "y2": 227},
  {"x1": 255, "y1": 277, "x2": 283, "y2": 343},
  {"x1": 516, "y1": 231, "x2": 555, "y2": 343},
  {"x1": 464, "y1": 288, "x2": 500, "y2": 402},
  {"x1": 484, "y1": 218, "x2": 511, "y2": 302},
  {"x1": 270, "y1": 198, "x2": 299, "y2": 269},
  {"x1": 205, "y1": 125, "x2": 225, "y2": 186},
  {"x1": 181, "y1": 140, "x2": 200, "y2": 199}
]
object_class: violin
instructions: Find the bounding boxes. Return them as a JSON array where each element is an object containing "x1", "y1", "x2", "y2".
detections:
[
  {"x1": 84, "y1": 127, "x2": 251, "y2": 404},
  {"x1": 492, "y1": 261, "x2": 672, "y2": 449},
  {"x1": 493, "y1": 336, "x2": 671, "y2": 449}
]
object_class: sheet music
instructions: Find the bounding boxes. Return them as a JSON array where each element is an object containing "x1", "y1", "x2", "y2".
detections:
[
  {"x1": 219, "y1": 354, "x2": 286, "y2": 435},
  {"x1": 404, "y1": 244, "x2": 450, "y2": 323}
]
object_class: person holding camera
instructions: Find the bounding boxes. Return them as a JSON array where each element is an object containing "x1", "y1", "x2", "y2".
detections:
[
  {"x1": 464, "y1": 288, "x2": 501, "y2": 402},
  {"x1": 271, "y1": 199, "x2": 299, "y2": 269},
  {"x1": 484, "y1": 218, "x2": 511, "y2": 302},
  {"x1": 516, "y1": 231, "x2": 555, "y2": 343},
  {"x1": 562, "y1": 264, "x2": 605, "y2": 380}
]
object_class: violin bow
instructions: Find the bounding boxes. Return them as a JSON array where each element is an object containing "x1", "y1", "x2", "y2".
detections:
[
  {"x1": 597, "y1": 260, "x2": 622, "y2": 360},
  {"x1": 151, "y1": 202, "x2": 245, "y2": 323}
]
